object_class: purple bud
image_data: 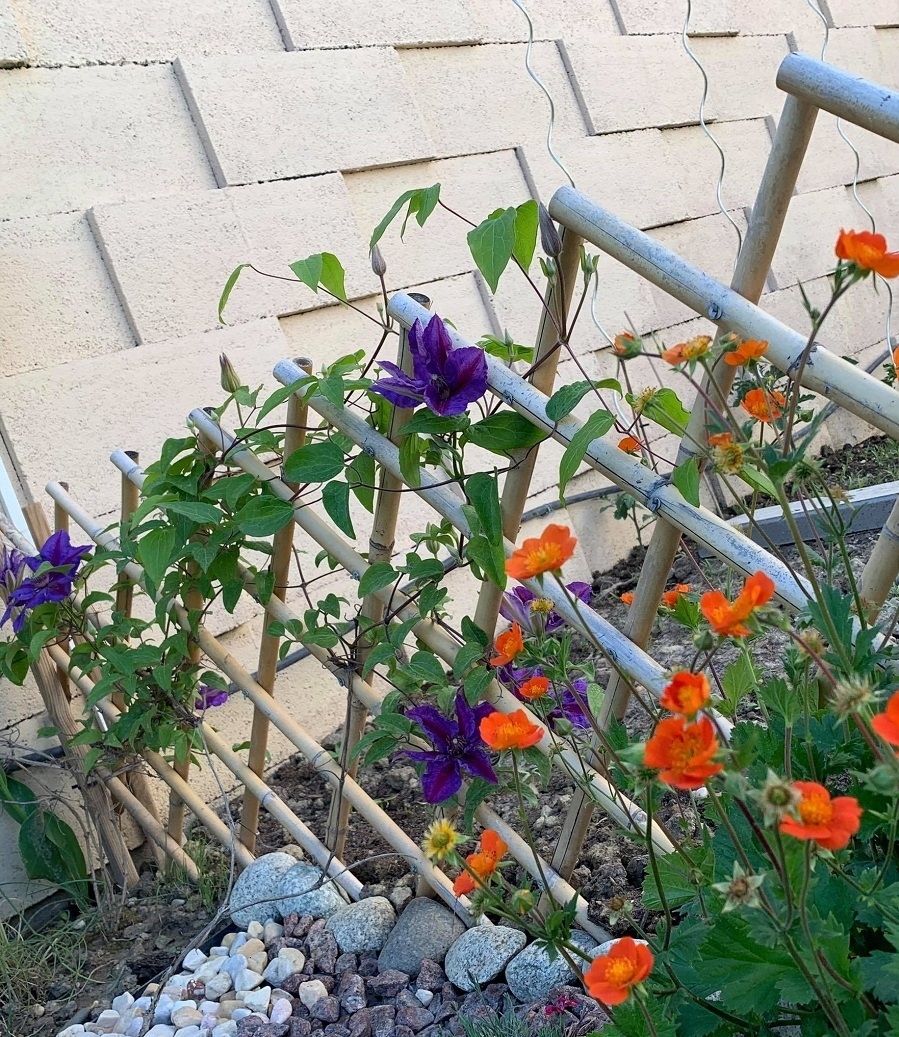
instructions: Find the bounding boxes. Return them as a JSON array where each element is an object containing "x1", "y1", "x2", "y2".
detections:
[
  {"x1": 219, "y1": 353, "x2": 242, "y2": 394},
  {"x1": 538, "y1": 203, "x2": 562, "y2": 258},
  {"x1": 370, "y1": 244, "x2": 387, "y2": 277}
]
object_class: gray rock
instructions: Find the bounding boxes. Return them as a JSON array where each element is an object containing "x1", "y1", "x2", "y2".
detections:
[
  {"x1": 327, "y1": 898, "x2": 396, "y2": 954},
  {"x1": 505, "y1": 931, "x2": 596, "y2": 1002},
  {"x1": 377, "y1": 899, "x2": 465, "y2": 977},
  {"x1": 276, "y1": 864, "x2": 347, "y2": 921},
  {"x1": 444, "y1": 926, "x2": 526, "y2": 992},
  {"x1": 230, "y1": 854, "x2": 298, "y2": 928}
]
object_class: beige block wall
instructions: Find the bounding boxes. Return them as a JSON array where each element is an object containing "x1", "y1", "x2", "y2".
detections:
[{"x1": 2, "y1": 0, "x2": 899, "y2": 909}]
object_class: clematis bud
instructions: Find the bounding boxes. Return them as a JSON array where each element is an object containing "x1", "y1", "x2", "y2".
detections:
[
  {"x1": 219, "y1": 353, "x2": 242, "y2": 394},
  {"x1": 540, "y1": 256, "x2": 557, "y2": 283},
  {"x1": 370, "y1": 244, "x2": 387, "y2": 277},
  {"x1": 510, "y1": 888, "x2": 536, "y2": 916},
  {"x1": 538, "y1": 202, "x2": 562, "y2": 258}
]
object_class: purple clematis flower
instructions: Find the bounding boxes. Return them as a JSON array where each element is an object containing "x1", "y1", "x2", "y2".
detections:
[
  {"x1": 195, "y1": 685, "x2": 229, "y2": 709},
  {"x1": 500, "y1": 582, "x2": 592, "y2": 634},
  {"x1": 1, "y1": 531, "x2": 90, "y2": 633},
  {"x1": 405, "y1": 692, "x2": 498, "y2": 803},
  {"x1": 500, "y1": 665, "x2": 592, "y2": 732},
  {"x1": 371, "y1": 315, "x2": 488, "y2": 417}
]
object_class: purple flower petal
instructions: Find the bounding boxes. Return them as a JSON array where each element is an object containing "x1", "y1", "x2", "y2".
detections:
[
  {"x1": 370, "y1": 361, "x2": 426, "y2": 410},
  {"x1": 568, "y1": 582, "x2": 592, "y2": 603},
  {"x1": 30, "y1": 530, "x2": 91, "y2": 573},
  {"x1": 406, "y1": 703, "x2": 457, "y2": 752},
  {"x1": 455, "y1": 693, "x2": 492, "y2": 744},
  {"x1": 421, "y1": 756, "x2": 463, "y2": 804},
  {"x1": 422, "y1": 313, "x2": 453, "y2": 372},
  {"x1": 459, "y1": 748, "x2": 498, "y2": 786},
  {"x1": 407, "y1": 319, "x2": 432, "y2": 384},
  {"x1": 500, "y1": 587, "x2": 535, "y2": 632}
]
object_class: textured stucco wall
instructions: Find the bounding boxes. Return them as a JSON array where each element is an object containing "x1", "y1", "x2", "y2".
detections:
[{"x1": 1, "y1": 0, "x2": 898, "y2": 909}]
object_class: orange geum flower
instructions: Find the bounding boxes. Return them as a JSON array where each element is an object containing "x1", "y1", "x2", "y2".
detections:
[
  {"x1": 618, "y1": 436, "x2": 642, "y2": 454},
  {"x1": 660, "y1": 671, "x2": 710, "y2": 717},
  {"x1": 620, "y1": 592, "x2": 635, "y2": 606},
  {"x1": 724, "y1": 339, "x2": 769, "y2": 366},
  {"x1": 707, "y1": 432, "x2": 734, "y2": 448},
  {"x1": 480, "y1": 708, "x2": 544, "y2": 751},
  {"x1": 708, "y1": 432, "x2": 745, "y2": 475},
  {"x1": 584, "y1": 937, "x2": 654, "y2": 1005},
  {"x1": 871, "y1": 690, "x2": 899, "y2": 748},
  {"x1": 506, "y1": 524, "x2": 577, "y2": 581},
  {"x1": 779, "y1": 781, "x2": 862, "y2": 851},
  {"x1": 452, "y1": 829, "x2": 508, "y2": 896},
  {"x1": 612, "y1": 332, "x2": 642, "y2": 359},
  {"x1": 662, "y1": 335, "x2": 711, "y2": 366},
  {"x1": 644, "y1": 715, "x2": 723, "y2": 790},
  {"x1": 518, "y1": 675, "x2": 550, "y2": 701},
  {"x1": 836, "y1": 229, "x2": 899, "y2": 279},
  {"x1": 741, "y1": 387, "x2": 785, "y2": 423},
  {"x1": 701, "y1": 571, "x2": 775, "y2": 637},
  {"x1": 490, "y1": 622, "x2": 524, "y2": 667},
  {"x1": 661, "y1": 584, "x2": 691, "y2": 608}
]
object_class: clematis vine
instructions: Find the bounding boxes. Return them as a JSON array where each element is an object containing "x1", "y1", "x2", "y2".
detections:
[
  {"x1": 1, "y1": 531, "x2": 90, "y2": 633},
  {"x1": 371, "y1": 314, "x2": 488, "y2": 417},
  {"x1": 405, "y1": 692, "x2": 497, "y2": 803}
]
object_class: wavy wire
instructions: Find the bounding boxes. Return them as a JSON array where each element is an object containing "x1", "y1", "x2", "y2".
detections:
[{"x1": 806, "y1": 0, "x2": 894, "y2": 355}]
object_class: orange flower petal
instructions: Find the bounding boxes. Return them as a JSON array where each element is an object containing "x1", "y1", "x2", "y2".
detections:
[
  {"x1": 519, "y1": 676, "x2": 550, "y2": 700},
  {"x1": 584, "y1": 937, "x2": 654, "y2": 1006},
  {"x1": 837, "y1": 229, "x2": 899, "y2": 279},
  {"x1": 659, "y1": 671, "x2": 710, "y2": 716},
  {"x1": 490, "y1": 622, "x2": 525, "y2": 667},
  {"x1": 644, "y1": 715, "x2": 722, "y2": 790},
  {"x1": 871, "y1": 691, "x2": 899, "y2": 747},
  {"x1": 480, "y1": 709, "x2": 544, "y2": 751},
  {"x1": 506, "y1": 525, "x2": 577, "y2": 580}
]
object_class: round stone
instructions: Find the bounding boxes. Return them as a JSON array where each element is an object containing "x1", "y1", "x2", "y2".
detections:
[
  {"x1": 230, "y1": 853, "x2": 298, "y2": 928},
  {"x1": 505, "y1": 930, "x2": 596, "y2": 1002},
  {"x1": 444, "y1": 926, "x2": 527, "y2": 992},
  {"x1": 275, "y1": 863, "x2": 347, "y2": 920},
  {"x1": 326, "y1": 897, "x2": 396, "y2": 954},
  {"x1": 298, "y1": 981, "x2": 328, "y2": 1010},
  {"x1": 377, "y1": 898, "x2": 466, "y2": 977}
]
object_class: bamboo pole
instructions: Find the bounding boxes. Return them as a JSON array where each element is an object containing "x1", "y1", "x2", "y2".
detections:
[
  {"x1": 50, "y1": 482, "x2": 73, "y2": 701},
  {"x1": 327, "y1": 303, "x2": 425, "y2": 859},
  {"x1": 115, "y1": 452, "x2": 140, "y2": 619},
  {"x1": 241, "y1": 360, "x2": 312, "y2": 853},
  {"x1": 859, "y1": 496, "x2": 899, "y2": 622}
]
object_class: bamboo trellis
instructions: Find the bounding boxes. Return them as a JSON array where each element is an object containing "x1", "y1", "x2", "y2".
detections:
[{"x1": 19, "y1": 52, "x2": 899, "y2": 926}]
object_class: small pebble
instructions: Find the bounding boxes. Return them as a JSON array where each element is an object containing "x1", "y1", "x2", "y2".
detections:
[
  {"x1": 231, "y1": 1010, "x2": 251, "y2": 1022},
  {"x1": 298, "y1": 981, "x2": 329, "y2": 1010},
  {"x1": 242, "y1": 987, "x2": 271, "y2": 1013},
  {"x1": 213, "y1": 1024, "x2": 237, "y2": 1037},
  {"x1": 414, "y1": 990, "x2": 433, "y2": 1007},
  {"x1": 112, "y1": 994, "x2": 134, "y2": 1015},
  {"x1": 269, "y1": 1000, "x2": 292, "y2": 1025},
  {"x1": 222, "y1": 935, "x2": 237, "y2": 949},
  {"x1": 205, "y1": 974, "x2": 233, "y2": 999},
  {"x1": 95, "y1": 1011, "x2": 121, "y2": 1033},
  {"x1": 183, "y1": 949, "x2": 207, "y2": 971},
  {"x1": 174, "y1": 1027, "x2": 200, "y2": 1037},
  {"x1": 234, "y1": 970, "x2": 264, "y2": 991},
  {"x1": 230, "y1": 934, "x2": 249, "y2": 956},
  {"x1": 210, "y1": 947, "x2": 230, "y2": 958},
  {"x1": 264, "y1": 922, "x2": 284, "y2": 944},
  {"x1": 247, "y1": 922, "x2": 265, "y2": 940}
]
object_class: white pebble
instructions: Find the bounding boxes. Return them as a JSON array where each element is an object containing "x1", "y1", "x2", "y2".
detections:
[
  {"x1": 174, "y1": 1028, "x2": 200, "y2": 1037},
  {"x1": 133, "y1": 999, "x2": 153, "y2": 1012},
  {"x1": 199, "y1": 1002, "x2": 218, "y2": 1015},
  {"x1": 415, "y1": 989, "x2": 434, "y2": 1007},
  {"x1": 145, "y1": 1027, "x2": 176, "y2": 1037},
  {"x1": 204, "y1": 974, "x2": 232, "y2": 1000},
  {"x1": 234, "y1": 970, "x2": 264, "y2": 992},
  {"x1": 95, "y1": 1013, "x2": 121, "y2": 1035},
  {"x1": 183, "y1": 949, "x2": 208, "y2": 971},
  {"x1": 229, "y1": 934, "x2": 248, "y2": 955},
  {"x1": 278, "y1": 948, "x2": 305, "y2": 972},
  {"x1": 230, "y1": 1010, "x2": 251, "y2": 1022},
  {"x1": 269, "y1": 1000, "x2": 292, "y2": 1025},
  {"x1": 221, "y1": 934, "x2": 237, "y2": 949},
  {"x1": 298, "y1": 981, "x2": 328, "y2": 1010},
  {"x1": 242, "y1": 988, "x2": 271, "y2": 1014},
  {"x1": 263, "y1": 922, "x2": 283, "y2": 944},
  {"x1": 57, "y1": 1026, "x2": 85, "y2": 1037},
  {"x1": 220, "y1": 956, "x2": 247, "y2": 980},
  {"x1": 169, "y1": 1007, "x2": 202, "y2": 1029},
  {"x1": 112, "y1": 993, "x2": 134, "y2": 1015},
  {"x1": 209, "y1": 947, "x2": 229, "y2": 958},
  {"x1": 246, "y1": 921, "x2": 264, "y2": 940},
  {"x1": 201, "y1": 1014, "x2": 218, "y2": 1031},
  {"x1": 124, "y1": 1020, "x2": 142, "y2": 1037},
  {"x1": 212, "y1": 1024, "x2": 237, "y2": 1037},
  {"x1": 194, "y1": 960, "x2": 224, "y2": 983}
]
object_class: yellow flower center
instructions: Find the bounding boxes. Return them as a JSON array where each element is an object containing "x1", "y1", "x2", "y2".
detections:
[
  {"x1": 530, "y1": 598, "x2": 555, "y2": 614},
  {"x1": 526, "y1": 546, "x2": 565, "y2": 572},
  {"x1": 711, "y1": 444, "x2": 744, "y2": 475},
  {"x1": 605, "y1": 957, "x2": 637, "y2": 986},
  {"x1": 798, "y1": 794, "x2": 833, "y2": 826}
]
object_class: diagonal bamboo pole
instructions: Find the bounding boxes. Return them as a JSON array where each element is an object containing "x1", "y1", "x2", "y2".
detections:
[
  {"x1": 326, "y1": 304, "x2": 424, "y2": 859},
  {"x1": 241, "y1": 360, "x2": 312, "y2": 853},
  {"x1": 859, "y1": 496, "x2": 899, "y2": 623}
]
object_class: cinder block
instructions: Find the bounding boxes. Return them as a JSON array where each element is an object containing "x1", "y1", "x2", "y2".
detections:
[
  {"x1": 611, "y1": 0, "x2": 738, "y2": 36},
  {"x1": 90, "y1": 176, "x2": 372, "y2": 344},
  {"x1": 344, "y1": 151, "x2": 532, "y2": 291},
  {"x1": 271, "y1": 0, "x2": 481, "y2": 49},
  {"x1": 397, "y1": 42, "x2": 587, "y2": 158},
  {"x1": 561, "y1": 34, "x2": 716, "y2": 134},
  {"x1": 175, "y1": 49, "x2": 433, "y2": 187},
  {"x1": 795, "y1": 111, "x2": 898, "y2": 194},
  {"x1": 0, "y1": 65, "x2": 215, "y2": 220},
  {"x1": 0, "y1": 0, "x2": 27, "y2": 66},
  {"x1": 878, "y1": 28, "x2": 899, "y2": 89},
  {"x1": 733, "y1": 2, "x2": 829, "y2": 53},
  {"x1": 0, "y1": 212, "x2": 132, "y2": 377},
  {"x1": 821, "y1": 0, "x2": 899, "y2": 29},
  {"x1": 9, "y1": 0, "x2": 283, "y2": 64},
  {"x1": 0, "y1": 319, "x2": 293, "y2": 521},
  {"x1": 688, "y1": 35, "x2": 793, "y2": 123},
  {"x1": 476, "y1": 0, "x2": 621, "y2": 43},
  {"x1": 856, "y1": 174, "x2": 899, "y2": 245},
  {"x1": 644, "y1": 211, "x2": 748, "y2": 328},
  {"x1": 767, "y1": 186, "x2": 861, "y2": 290}
]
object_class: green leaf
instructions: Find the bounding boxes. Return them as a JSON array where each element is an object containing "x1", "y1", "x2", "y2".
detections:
[
  {"x1": 672, "y1": 457, "x2": 701, "y2": 507},
  {"x1": 521, "y1": 745, "x2": 552, "y2": 787},
  {"x1": 546, "y1": 379, "x2": 621, "y2": 423},
  {"x1": 462, "y1": 778, "x2": 496, "y2": 834},
  {"x1": 18, "y1": 809, "x2": 89, "y2": 905},
  {"x1": 283, "y1": 441, "x2": 346, "y2": 483},
  {"x1": 465, "y1": 533, "x2": 506, "y2": 590},
  {"x1": 347, "y1": 450, "x2": 376, "y2": 513},
  {"x1": 736, "y1": 463, "x2": 778, "y2": 499},
  {"x1": 756, "y1": 675, "x2": 802, "y2": 726},
  {"x1": 361, "y1": 641, "x2": 397, "y2": 678},
  {"x1": 159, "y1": 501, "x2": 222, "y2": 525},
  {"x1": 290, "y1": 253, "x2": 323, "y2": 292},
  {"x1": 0, "y1": 772, "x2": 38, "y2": 825},
  {"x1": 466, "y1": 472, "x2": 503, "y2": 546},
  {"x1": 512, "y1": 200, "x2": 539, "y2": 272},
  {"x1": 322, "y1": 481, "x2": 355, "y2": 539},
  {"x1": 721, "y1": 653, "x2": 757, "y2": 717},
  {"x1": 218, "y1": 263, "x2": 249, "y2": 324},
  {"x1": 257, "y1": 378, "x2": 314, "y2": 423},
  {"x1": 558, "y1": 408, "x2": 614, "y2": 498},
  {"x1": 465, "y1": 412, "x2": 546, "y2": 454},
  {"x1": 137, "y1": 527, "x2": 176, "y2": 586},
  {"x1": 642, "y1": 843, "x2": 713, "y2": 910},
  {"x1": 464, "y1": 666, "x2": 494, "y2": 703},
  {"x1": 233, "y1": 495, "x2": 295, "y2": 537},
  {"x1": 467, "y1": 208, "x2": 516, "y2": 293},
  {"x1": 358, "y1": 562, "x2": 399, "y2": 599},
  {"x1": 859, "y1": 950, "x2": 899, "y2": 1002},
  {"x1": 406, "y1": 650, "x2": 447, "y2": 685},
  {"x1": 303, "y1": 627, "x2": 339, "y2": 649},
  {"x1": 640, "y1": 387, "x2": 691, "y2": 435},
  {"x1": 319, "y1": 252, "x2": 347, "y2": 301},
  {"x1": 369, "y1": 184, "x2": 441, "y2": 250},
  {"x1": 401, "y1": 411, "x2": 468, "y2": 436},
  {"x1": 399, "y1": 432, "x2": 422, "y2": 489}
]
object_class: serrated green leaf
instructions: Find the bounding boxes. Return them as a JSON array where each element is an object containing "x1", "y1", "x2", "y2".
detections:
[
  {"x1": 218, "y1": 263, "x2": 249, "y2": 324},
  {"x1": 467, "y1": 208, "x2": 516, "y2": 293},
  {"x1": 512, "y1": 199, "x2": 539, "y2": 272},
  {"x1": 283, "y1": 441, "x2": 346, "y2": 483},
  {"x1": 464, "y1": 412, "x2": 546, "y2": 454},
  {"x1": 358, "y1": 562, "x2": 399, "y2": 599},
  {"x1": 672, "y1": 457, "x2": 701, "y2": 507},
  {"x1": 322, "y1": 480, "x2": 355, "y2": 539},
  {"x1": 558, "y1": 408, "x2": 614, "y2": 498},
  {"x1": 159, "y1": 501, "x2": 222, "y2": 525},
  {"x1": 233, "y1": 495, "x2": 295, "y2": 537}
]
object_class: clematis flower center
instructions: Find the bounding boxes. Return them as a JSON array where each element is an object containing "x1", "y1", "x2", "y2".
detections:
[
  {"x1": 604, "y1": 957, "x2": 637, "y2": 985},
  {"x1": 798, "y1": 794, "x2": 833, "y2": 826}
]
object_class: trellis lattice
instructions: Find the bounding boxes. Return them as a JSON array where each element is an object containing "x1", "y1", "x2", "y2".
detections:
[{"x1": 29, "y1": 52, "x2": 899, "y2": 936}]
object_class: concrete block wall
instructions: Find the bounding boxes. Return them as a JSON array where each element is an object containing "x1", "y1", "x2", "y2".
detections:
[{"x1": 2, "y1": 0, "x2": 899, "y2": 907}]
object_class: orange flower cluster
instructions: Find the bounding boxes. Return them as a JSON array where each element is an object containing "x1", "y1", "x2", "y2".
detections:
[
  {"x1": 644, "y1": 714, "x2": 722, "y2": 789},
  {"x1": 612, "y1": 332, "x2": 642, "y2": 359},
  {"x1": 452, "y1": 829, "x2": 508, "y2": 896},
  {"x1": 724, "y1": 339, "x2": 768, "y2": 366},
  {"x1": 779, "y1": 781, "x2": 862, "y2": 851},
  {"x1": 662, "y1": 335, "x2": 711, "y2": 366},
  {"x1": 584, "y1": 937, "x2": 654, "y2": 1005},
  {"x1": 741, "y1": 387, "x2": 785, "y2": 423},
  {"x1": 618, "y1": 435, "x2": 642, "y2": 454},
  {"x1": 872, "y1": 690, "x2": 899, "y2": 748},
  {"x1": 620, "y1": 584, "x2": 689, "y2": 608},
  {"x1": 701, "y1": 571, "x2": 775, "y2": 638},
  {"x1": 659, "y1": 671, "x2": 710, "y2": 718},
  {"x1": 480, "y1": 709, "x2": 543, "y2": 750},
  {"x1": 506, "y1": 525, "x2": 577, "y2": 581},
  {"x1": 518, "y1": 675, "x2": 550, "y2": 701},
  {"x1": 836, "y1": 229, "x2": 899, "y2": 279},
  {"x1": 490, "y1": 622, "x2": 524, "y2": 667}
]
